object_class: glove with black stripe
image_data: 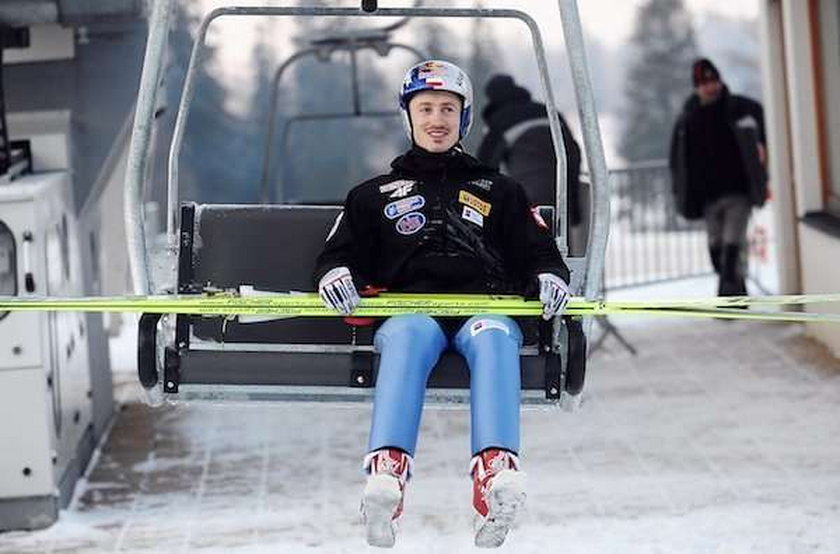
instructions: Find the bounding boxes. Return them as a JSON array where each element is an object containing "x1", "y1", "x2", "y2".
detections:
[
  {"x1": 318, "y1": 266, "x2": 360, "y2": 315},
  {"x1": 537, "y1": 272, "x2": 571, "y2": 320}
]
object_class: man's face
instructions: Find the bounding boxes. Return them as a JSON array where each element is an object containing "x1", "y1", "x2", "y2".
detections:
[
  {"x1": 696, "y1": 79, "x2": 722, "y2": 104},
  {"x1": 408, "y1": 90, "x2": 462, "y2": 153}
]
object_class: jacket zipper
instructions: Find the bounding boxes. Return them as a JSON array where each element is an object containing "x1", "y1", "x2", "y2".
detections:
[{"x1": 439, "y1": 167, "x2": 449, "y2": 253}]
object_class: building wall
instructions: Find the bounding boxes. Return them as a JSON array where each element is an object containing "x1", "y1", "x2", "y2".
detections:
[
  {"x1": 4, "y1": 21, "x2": 147, "y2": 213},
  {"x1": 799, "y1": 224, "x2": 840, "y2": 356},
  {"x1": 762, "y1": 0, "x2": 840, "y2": 357},
  {"x1": 94, "y1": 137, "x2": 131, "y2": 335},
  {"x1": 759, "y1": 0, "x2": 800, "y2": 294}
]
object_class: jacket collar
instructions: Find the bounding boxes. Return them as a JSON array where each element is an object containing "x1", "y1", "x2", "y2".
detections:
[{"x1": 390, "y1": 145, "x2": 488, "y2": 176}]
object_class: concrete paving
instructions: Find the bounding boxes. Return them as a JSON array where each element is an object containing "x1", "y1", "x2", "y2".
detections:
[{"x1": 2, "y1": 318, "x2": 839, "y2": 553}]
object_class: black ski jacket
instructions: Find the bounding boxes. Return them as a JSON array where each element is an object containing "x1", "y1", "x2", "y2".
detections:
[
  {"x1": 669, "y1": 86, "x2": 767, "y2": 220},
  {"x1": 477, "y1": 85, "x2": 582, "y2": 226},
  {"x1": 313, "y1": 146, "x2": 569, "y2": 296}
]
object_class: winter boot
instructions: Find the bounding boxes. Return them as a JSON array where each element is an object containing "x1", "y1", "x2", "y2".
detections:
[
  {"x1": 708, "y1": 244, "x2": 723, "y2": 275},
  {"x1": 361, "y1": 448, "x2": 412, "y2": 548},
  {"x1": 719, "y1": 244, "x2": 748, "y2": 298},
  {"x1": 470, "y1": 448, "x2": 527, "y2": 548}
]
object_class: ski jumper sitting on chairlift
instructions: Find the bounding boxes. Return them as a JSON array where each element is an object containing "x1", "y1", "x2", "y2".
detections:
[{"x1": 313, "y1": 60, "x2": 571, "y2": 548}]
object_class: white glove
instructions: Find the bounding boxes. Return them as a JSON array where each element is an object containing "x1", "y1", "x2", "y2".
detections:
[
  {"x1": 318, "y1": 266, "x2": 360, "y2": 315},
  {"x1": 538, "y1": 273, "x2": 571, "y2": 320}
]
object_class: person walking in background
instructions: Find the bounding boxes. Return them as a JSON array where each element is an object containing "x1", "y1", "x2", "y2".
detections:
[
  {"x1": 476, "y1": 74, "x2": 585, "y2": 255},
  {"x1": 669, "y1": 58, "x2": 768, "y2": 297}
]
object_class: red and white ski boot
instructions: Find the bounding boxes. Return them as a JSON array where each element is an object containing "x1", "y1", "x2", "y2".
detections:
[
  {"x1": 361, "y1": 448, "x2": 412, "y2": 548},
  {"x1": 470, "y1": 448, "x2": 526, "y2": 548}
]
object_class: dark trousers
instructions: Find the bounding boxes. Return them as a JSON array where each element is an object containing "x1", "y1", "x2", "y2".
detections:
[{"x1": 704, "y1": 194, "x2": 751, "y2": 296}]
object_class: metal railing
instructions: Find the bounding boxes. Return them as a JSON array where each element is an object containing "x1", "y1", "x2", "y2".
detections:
[{"x1": 602, "y1": 160, "x2": 711, "y2": 290}]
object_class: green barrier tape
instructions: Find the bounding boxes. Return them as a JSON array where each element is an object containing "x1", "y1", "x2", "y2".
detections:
[{"x1": 1, "y1": 292, "x2": 840, "y2": 323}]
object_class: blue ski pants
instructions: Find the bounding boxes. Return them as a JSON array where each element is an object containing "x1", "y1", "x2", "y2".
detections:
[{"x1": 368, "y1": 314, "x2": 523, "y2": 457}]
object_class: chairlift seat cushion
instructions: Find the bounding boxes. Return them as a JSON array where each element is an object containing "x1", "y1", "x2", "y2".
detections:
[
  {"x1": 175, "y1": 203, "x2": 554, "y2": 393},
  {"x1": 190, "y1": 204, "x2": 355, "y2": 344}
]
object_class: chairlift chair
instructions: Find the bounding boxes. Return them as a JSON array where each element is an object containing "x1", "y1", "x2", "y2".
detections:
[{"x1": 127, "y1": 1, "x2": 611, "y2": 407}]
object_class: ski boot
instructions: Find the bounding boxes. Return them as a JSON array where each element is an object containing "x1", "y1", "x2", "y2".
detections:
[
  {"x1": 470, "y1": 448, "x2": 527, "y2": 548},
  {"x1": 361, "y1": 448, "x2": 412, "y2": 548}
]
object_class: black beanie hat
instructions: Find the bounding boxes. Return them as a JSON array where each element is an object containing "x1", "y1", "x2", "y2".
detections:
[
  {"x1": 485, "y1": 74, "x2": 531, "y2": 104},
  {"x1": 692, "y1": 58, "x2": 721, "y2": 86}
]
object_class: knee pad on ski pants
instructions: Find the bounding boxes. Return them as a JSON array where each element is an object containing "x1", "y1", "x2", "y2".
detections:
[{"x1": 368, "y1": 314, "x2": 523, "y2": 457}]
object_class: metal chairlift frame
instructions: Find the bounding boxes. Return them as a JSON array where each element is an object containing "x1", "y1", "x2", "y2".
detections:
[
  {"x1": 259, "y1": 25, "x2": 426, "y2": 203},
  {"x1": 125, "y1": 1, "x2": 611, "y2": 406}
]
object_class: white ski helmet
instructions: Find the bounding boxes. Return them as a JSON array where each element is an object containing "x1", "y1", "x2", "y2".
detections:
[{"x1": 399, "y1": 59, "x2": 474, "y2": 141}]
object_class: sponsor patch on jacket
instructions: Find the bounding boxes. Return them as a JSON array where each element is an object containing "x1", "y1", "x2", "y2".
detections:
[
  {"x1": 462, "y1": 205, "x2": 484, "y2": 227},
  {"x1": 389, "y1": 184, "x2": 415, "y2": 198},
  {"x1": 531, "y1": 207, "x2": 549, "y2": 229},
  {"x1": 458, "y1": 190, "x2": 491, "y2": 216},
  {"x1": 468, "y1": 178, "x2": 493, "y2": 191},
  {"x1": 470, "y1": 318, "x2": 510, "y2": 337},
  {"x1": 395, "y1": 212, "x2": 426, "y2": 235},
  {"x1": 384, "y1": 195, "x2": 425, "y2": 220},
  {"x1": 379, "y1": 179, "x2": 416, "y2": 198}
]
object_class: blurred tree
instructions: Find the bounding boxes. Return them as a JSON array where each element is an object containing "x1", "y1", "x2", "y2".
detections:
[
  {"x1": 150, "y1": 0, "x2": 248, "y2": 204},
  {"x1": 249, "y1": 17, "x2": 280, "y2": 203},
  {"x1": 462, "y1": 0, "x2": 502, "y2": 154},
  {"x1": 696, "y1": 13, "x2": 762, "y2": 99},
  {"x1": 618, "y1": 0, "x2": 698, "y2": 163},
  {"x1": 415, "y1": 17, "x2": 448, "y2": 61},
  {"x1": 276, "y1": 0, "x2": 397, "y2": 203}
]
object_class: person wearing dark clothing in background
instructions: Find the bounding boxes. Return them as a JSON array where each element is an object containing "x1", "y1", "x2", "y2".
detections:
[
  {"x1": 476, "y1": 74, "x2": 584, "y2": 254},
  {"x1": 669, "y1": 58, "x2": 767, "y2": 296}
]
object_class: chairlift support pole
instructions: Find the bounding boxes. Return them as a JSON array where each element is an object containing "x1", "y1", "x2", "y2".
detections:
[
  {"x1": 556, "y1": 0, "x2": 610, "y2": 306},
  {"x1": 124, "y1": 0, "x2": 173, "y2": 295}
]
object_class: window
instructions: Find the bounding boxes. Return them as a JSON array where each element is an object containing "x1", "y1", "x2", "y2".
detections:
[
  {"x1": 0, "y1": 221, "x2": 16, "y2": 321},
  {"x1": 817, "y1": 0, "x2": 840, "y2": 214}
]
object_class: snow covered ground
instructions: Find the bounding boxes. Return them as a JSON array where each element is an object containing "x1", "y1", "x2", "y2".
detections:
[{"x1": 2, "y1": 277, "x2": 840, "y2": 553}]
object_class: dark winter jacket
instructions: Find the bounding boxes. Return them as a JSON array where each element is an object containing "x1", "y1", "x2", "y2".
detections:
[
  {"x1": 669, "y1": 86, "x2": 767, "y2": 220},
  {"x1": 313, "y1": 146, "x2": 569, "y2": 297},
  {"x1": 476, "y1": 77, "x2": 582, "y2": 226}
]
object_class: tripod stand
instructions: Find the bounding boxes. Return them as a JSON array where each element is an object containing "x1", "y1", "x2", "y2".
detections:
[
  {"x1": 590, "y1": 313, "x2": 637, "y2": 355},
  {"x1": 588, "y1": 270, "x2": 637, "y2": 356}
]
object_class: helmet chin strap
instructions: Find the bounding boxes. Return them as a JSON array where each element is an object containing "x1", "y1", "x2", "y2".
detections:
[{"x1": 406, "y1": 112, "x2": 417, "y2": 148}]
